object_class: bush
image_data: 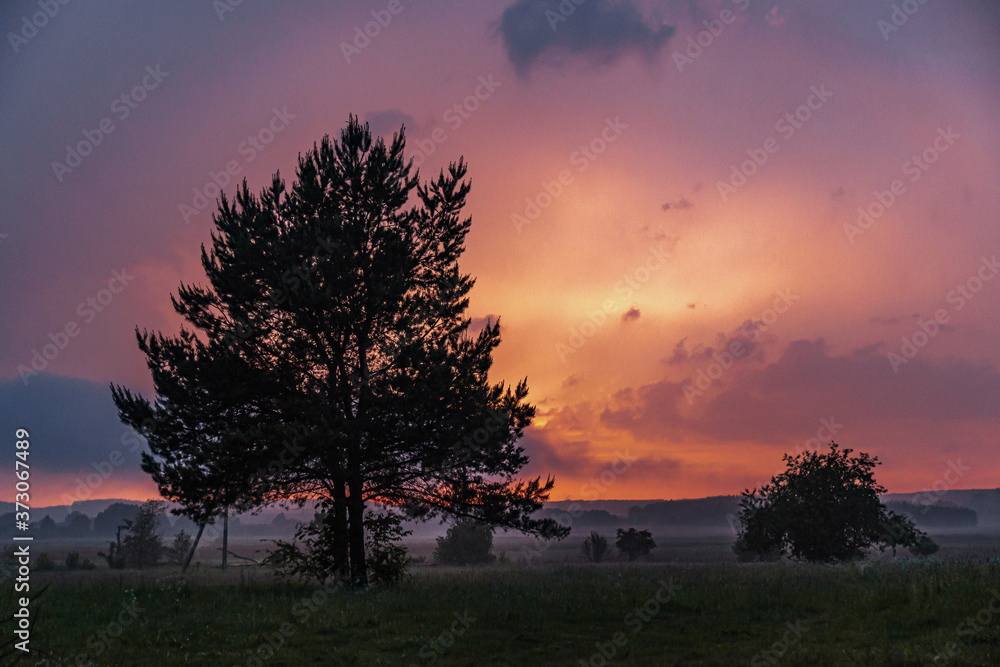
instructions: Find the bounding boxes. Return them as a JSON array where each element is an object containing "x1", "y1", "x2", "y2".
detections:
[
  {"x1": 908, "y1": 535, "x2": 940, "y2": 557},
  {"x1": 365, "y1": 509, "x2": 411, "y2": 586},
  {"x1": 34, "y1": 553, "x2": 57, "y2": 571},
  {"x1": 615, "y1": 528, "x2": 655, "y2": 562},
  {"x1": 582, "y1": 532, "x2": 610, "y2": 563},
  {"x1": 65, "y1": 552, "x2": 81, "y2": 569},
  {"x1": 265, "y1": 511, "x2": 345, "y2": 583},
  {"x1": 434, "y1": 519, "x2": 495, "y2": 565}
]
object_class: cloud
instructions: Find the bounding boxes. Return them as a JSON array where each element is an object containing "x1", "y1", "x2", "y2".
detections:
[
  {"x1": 601, "y1": 339, "x2": 1000, "y2": 445},
  {"x1": 661, "y1": 196, "x2": 693, "y2": 212},
  {"x1": 364, "y1": 108, "x2": 418, "y2": 140},
  {"x1": 0, "y1": 374, "x2": 147, "y2": 474},
  {"x1": 499, "y1": 0, "x2": 675, "y2": 75},
  {"x1": 621, "y1": 307, "x2": 641, "y2": 323},
  {"x1": 519, "y1": 428, "x2": 684, "y2": 489}
]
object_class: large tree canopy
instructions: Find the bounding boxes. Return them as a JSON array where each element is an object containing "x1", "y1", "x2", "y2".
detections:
[
  {"x1": 113, "y1": 116, "x2": 567, "y2": 585},
  {"x1": 733, "y1": 442, "x2": 934, "y2": 562}
]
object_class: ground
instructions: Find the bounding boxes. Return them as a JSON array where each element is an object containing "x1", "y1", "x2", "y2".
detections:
[{"x1": 5, "y1": 532, "x2": 1000, "y2": 666}]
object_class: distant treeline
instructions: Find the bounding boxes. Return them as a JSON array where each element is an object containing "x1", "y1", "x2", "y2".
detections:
[
  {"x1": 538, "y1": 496, "x2": 979, "y2": 531},
  {"x1": 885, "y1": 502, "x2": 978, "y2": 528}
]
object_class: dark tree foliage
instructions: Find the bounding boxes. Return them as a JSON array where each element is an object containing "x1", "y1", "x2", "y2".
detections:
[
  {"x1": 93, "y1": 503, "x2": 140, "y2": 537},
  {"x1": 734, "y1": 443, "x2": 934, "y2": 562},
  {"x1": 434, "y1": 519, "x2": 495, "y2": 565},
  {"x1": 581, "y1": 531, "x2": 609, "y2": 563},
  {"x1": 119, "y1": 500, "x2": 165, "y2": 569},
  {"x1": 615, "y1": 528, "x2": 655, "y2": 561},
  {"x1": 113, "y1": 116, "x2": 567, "y2": 585},
  {"x1": 61, "y1": 511, "x2": 92, "y2": 536},
  {"x1": 167, "y1": 530, "x2": 194, "y2": 566}
]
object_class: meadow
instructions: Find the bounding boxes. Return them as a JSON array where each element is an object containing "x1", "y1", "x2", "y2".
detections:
[{"x1": 6, "y1": 532, "x2": 1000, "y2": 666}]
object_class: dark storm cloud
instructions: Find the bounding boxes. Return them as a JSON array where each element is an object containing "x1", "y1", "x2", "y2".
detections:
[
  {"x1": 499, "y1": 0, "x2": 675, "y2": 75},
  {"x1": 0, "y1": 374, "x2": 147, "y2": 473}
]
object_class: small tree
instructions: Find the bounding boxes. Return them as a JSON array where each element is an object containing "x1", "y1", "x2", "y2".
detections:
[
  {"x1": 365, "y1": 508, "x2": 411, "y2": 585},
  {"x1": 434, "y1": 519, "x2": 495, "y2": 565},
  {"x1": 120, "y1": 500, "x2": 165, "y2": 569},
  {"x1": 735, "y1": 443, "x2": 931, "y2": 563},
  {"x1": 582, "y1": 532, "x2": 610, "y2": 563},
  {"x1": 615, "y1": 528, "x2": 655, "y2": 561},
  {"x1": 99, "y1": 527, "x2": 127, "y2": 570},
  {"x1": 167, "y1": 530, "x2": 194, "y2": 566}
]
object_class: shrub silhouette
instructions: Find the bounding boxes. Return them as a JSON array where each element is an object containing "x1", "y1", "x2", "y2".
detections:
[
  {"x1": 434, "y1": 519, "x2": 495, "y2": 565},
  {"x1": 582, "y1": 532, "x2": 610, "y2": 563},
  {"x1": 615, "y1": 528, "x2": 655, "y2": 562},
  {"x1": 34, "y1": 553, "x2": 57, "y2": 571}
]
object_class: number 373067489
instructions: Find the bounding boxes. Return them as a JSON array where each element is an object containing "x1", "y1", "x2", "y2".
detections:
[{"x1": 15, "y1": 428, "x2": 30, "y2": 514}]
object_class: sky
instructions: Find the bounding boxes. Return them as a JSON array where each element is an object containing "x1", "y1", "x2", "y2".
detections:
[{"x1": 1, "y1": 0, "x2": 999, "y2": 507}]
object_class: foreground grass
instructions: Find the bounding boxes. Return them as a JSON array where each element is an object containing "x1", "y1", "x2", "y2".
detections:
[{"x1": 7, "y1": 559, "x2": 1000, "y2": 666}]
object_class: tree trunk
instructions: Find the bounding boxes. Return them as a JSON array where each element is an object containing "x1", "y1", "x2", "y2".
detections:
[
  {"x1": 333, "y1": 476, "x2": 350, "y2": 582},
  {"x1": 348, "y1": 475, "x2": 367, "y2": 586},
  {"x1": 221, "y1": 507, "x2": 229, "y2": 571},
  {"x1": 183, "y1": 521, "x2": 206, "y2": 573}
]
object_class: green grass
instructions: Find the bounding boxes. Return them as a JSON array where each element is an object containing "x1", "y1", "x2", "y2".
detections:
[{"x1": 6, "y1": 557, "x2": 1000, "y2": 666}]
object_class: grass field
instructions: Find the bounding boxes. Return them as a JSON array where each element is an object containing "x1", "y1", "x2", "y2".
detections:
[{"x1": 6, "y1": 534, "x2": 1000, "y2": 666}]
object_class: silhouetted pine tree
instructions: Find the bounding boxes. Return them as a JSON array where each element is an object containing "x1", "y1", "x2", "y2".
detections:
[{"x1": 113, "y1": 117, "x2": 567, "y2": 585}]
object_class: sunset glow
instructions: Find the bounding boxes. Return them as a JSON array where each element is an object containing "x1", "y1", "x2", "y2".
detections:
[{"x1": 3, "y1": 0, "x2": 999, "y2": 508}]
